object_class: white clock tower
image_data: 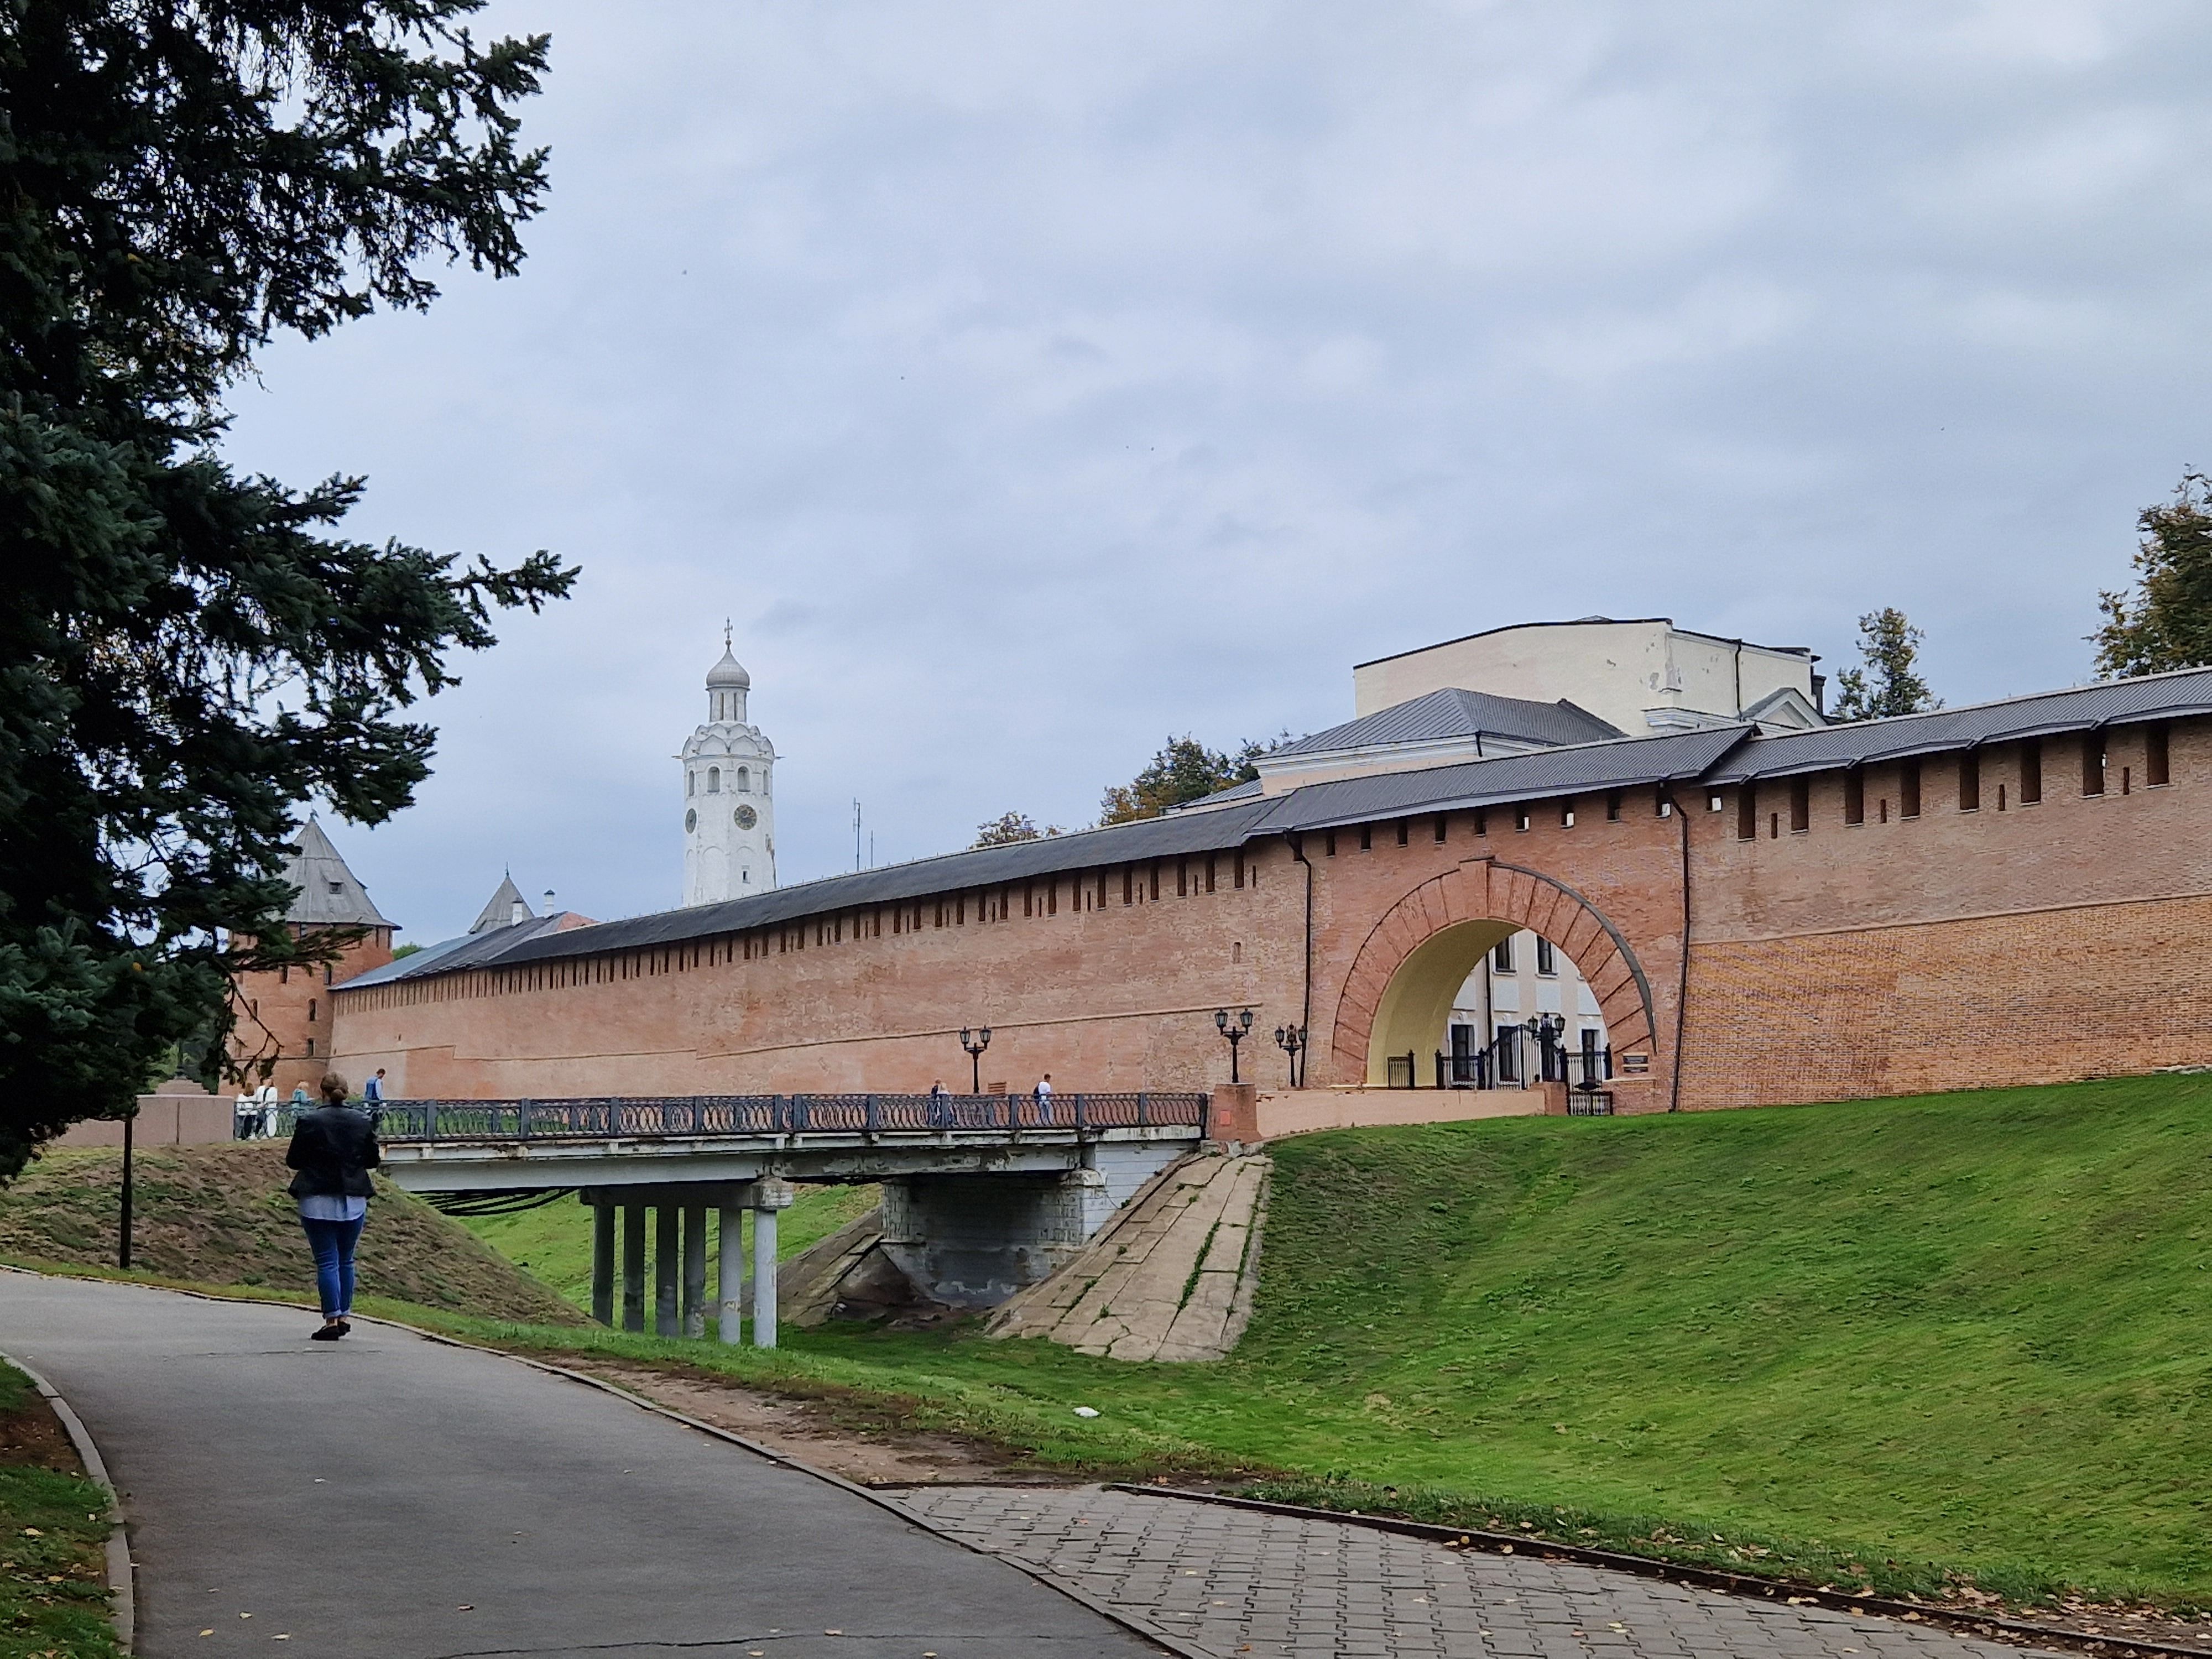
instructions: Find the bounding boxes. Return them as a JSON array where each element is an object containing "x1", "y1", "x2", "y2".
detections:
[{"x1": 680, "y1": 627, "x2": 777, "y2": 905}]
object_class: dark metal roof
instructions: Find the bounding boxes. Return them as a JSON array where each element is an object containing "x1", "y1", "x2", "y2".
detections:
[
  {"x1": 342, "y1": 667, "x2": 2212, "y2": 991},
  {"x1": 468, "y1": 876, "x2": 533, "y2": 935},
  {"x1": 1246, "y1": 727, "x2": 1749, "y2": 832},
  {"x1": 280, "y1": 819, "x2": 395, "y2": 928},
  {"x1": 341, "y1": 910, "x2": 579, "y2": 989},
  {"x1": 1702, "y1": 666, "x2": 2212, "y2": 784},
  {"x1": 1270, "y1": 687, "x2": 1622, "y2": 756}
]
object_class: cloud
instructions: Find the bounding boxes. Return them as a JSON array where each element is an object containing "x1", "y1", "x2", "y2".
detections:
[{"x1": 218, "y1": 0, "x2": 2212, "y2": 936}]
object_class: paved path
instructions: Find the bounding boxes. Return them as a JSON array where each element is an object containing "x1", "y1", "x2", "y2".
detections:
[
  {"x1": 0, "y1": 1275, "x2": 1164, "y2": 1659},
  {"x1": 898, "y1": 1485, "x2": 2070, "y2": 1659}
]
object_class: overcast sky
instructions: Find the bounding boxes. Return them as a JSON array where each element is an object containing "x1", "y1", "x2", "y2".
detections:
[{"x1": 222, "y1": 0, "x2": 2212, "y2": 941}]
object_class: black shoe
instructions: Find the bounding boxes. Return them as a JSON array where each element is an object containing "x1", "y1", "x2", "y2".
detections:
[
  {"x1": 334, "y1": 1319, "x2": 352, "y2": 1337},
  {"x1": 310, "y1": 1324, "x2": 342, "y2": 1342}
]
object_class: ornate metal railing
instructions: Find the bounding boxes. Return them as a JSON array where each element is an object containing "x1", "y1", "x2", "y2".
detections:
[{"x1": 364, "y1": 1092, "x2": 1209, "y2": 1143}]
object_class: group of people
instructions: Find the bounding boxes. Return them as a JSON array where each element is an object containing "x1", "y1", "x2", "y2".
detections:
[{"x1": 234, "y1": 1067, "x2": 390, "y2": 1139}]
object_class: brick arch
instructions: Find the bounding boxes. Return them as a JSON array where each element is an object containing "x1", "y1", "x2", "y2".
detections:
[{"x1": 1329, "y1": 857, "x2": 1659, "y2": 1085}]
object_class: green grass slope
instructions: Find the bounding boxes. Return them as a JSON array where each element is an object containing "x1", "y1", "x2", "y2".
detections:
[
  {"x1": 760, "y1": 1076, "x2": 2212, "y2": 1603},
  {"x1": 459, "y1": 1183, "x2": 880, "y2": 1311},
  {"x1": 0, "y1": 1145, "x2": 585, "y2": 1325}
]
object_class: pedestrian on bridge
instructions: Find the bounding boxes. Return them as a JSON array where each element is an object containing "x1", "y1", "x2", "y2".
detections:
[
  {"x1": 1033, "y1": 1073, "x2": 1053, "y2": 1125},
  {"x1": 284, "y1": 1072, "x2": 382, "y2": 1342},
  {"x1": 928, "y1": 1078, "x2": 952, "y2": 1129}
]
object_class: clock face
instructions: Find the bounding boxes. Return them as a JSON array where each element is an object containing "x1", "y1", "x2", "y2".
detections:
[
  {"x1": 734, "y1": 805, "x2": 758, "y2": 830},
  {"x1": 685, "y1": 808, "x2": 697, "y2": 833}
]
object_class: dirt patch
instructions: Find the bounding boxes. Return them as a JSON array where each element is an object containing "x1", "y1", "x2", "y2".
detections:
[
  {"x1": 0, "y1": 1394, "x2": 84, "y2": 1477},
  {"x1": 573, "y1": 1360, "x2": 1078, "y2": 1488},
  {"x1": 0, "y1": 1144, "x2": 584, "y2": 1325}
]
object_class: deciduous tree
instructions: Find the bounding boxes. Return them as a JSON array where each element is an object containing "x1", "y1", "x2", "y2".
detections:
[
  {"x1": 971, "y1": 811, "x2": 1065, "y2": 848},
  {"x1": 0, "y1": 1, "x2": 572, "y2": 1178},
  {"x1": 2093, "y1": 471, "x2": 2212, "y2": 677},
  {"x1": 1097, "y1": 735, "x2": 1284, "y2": 825}
]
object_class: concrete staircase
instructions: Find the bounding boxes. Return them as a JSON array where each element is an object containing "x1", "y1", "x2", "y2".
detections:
[{"x1": 983, "y1": 1151, "x2": 1270, "y2": 1362}]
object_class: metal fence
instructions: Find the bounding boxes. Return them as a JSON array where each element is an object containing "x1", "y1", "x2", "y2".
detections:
[{"x1": 363, "y1": 1092, "x2": 1209, "y2": 1142}]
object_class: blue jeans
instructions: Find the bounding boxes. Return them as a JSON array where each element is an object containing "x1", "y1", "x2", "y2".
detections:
[{"x1": 301, "y1": 1215, "x2": 366, "y2": 1318}]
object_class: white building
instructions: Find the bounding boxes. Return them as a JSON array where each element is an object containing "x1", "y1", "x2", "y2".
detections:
[
  {"x1": 680, "y1": 633, "x2": 777, "y2": 905},
  {"x1": 1447, "y1": 927, "x2": 1610, "y2": 1087},
  {"x1": 1353, "y1": 616, "x2": 1827, "y2": 737}
]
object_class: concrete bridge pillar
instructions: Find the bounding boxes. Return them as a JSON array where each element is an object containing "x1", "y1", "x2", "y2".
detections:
[
  {"x1": 620, "y1": 1203, "x2": 646, "y2": 1333},
  {"x1": 654, "y1": 1207, "x2": 680, "y2": 1337},
  {"x1": 751, "y1": 1178, "x2": 794, "y2": 1348},
  {"x1": 591, "y1": 1206, "x2": 615, "y2": 1326},
  {"x1": 717, "y1": 1202, "x2": 745, "y2": 1344},
  {"x1": 583, "y1": 1181, "x2": 790, "y2": 1350}
]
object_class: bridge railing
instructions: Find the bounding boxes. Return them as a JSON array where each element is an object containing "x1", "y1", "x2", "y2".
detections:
[{"x1": 371, "y1": 1092, "x2": 1208, "y2": 1143}]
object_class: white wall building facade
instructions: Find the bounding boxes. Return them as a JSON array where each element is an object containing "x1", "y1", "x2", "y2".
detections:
[
  {"x1": 681, "y1": 637, "x2": 777, "y2": 905},
  {"x1": 1447, "y1": 928, "x2": 1610, "y2": 1087},
  {"x1": 1353, "y1": 617, "x2": 1825, "y2": 735}
]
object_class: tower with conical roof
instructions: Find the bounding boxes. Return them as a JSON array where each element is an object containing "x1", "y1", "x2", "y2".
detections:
[
  {"x1": 680, "y1": 625, "x2": 777, "y2": 905},
  {"x1": 225, "y1": 818, "x2": 398, "y2": 1097}
]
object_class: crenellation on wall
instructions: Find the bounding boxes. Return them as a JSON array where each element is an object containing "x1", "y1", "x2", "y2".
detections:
[{"x1": 330, "y1": 697, "x2": 2212, "y2": 1117}]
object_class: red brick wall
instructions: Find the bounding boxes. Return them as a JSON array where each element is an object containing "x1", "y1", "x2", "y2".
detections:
[
  {"x1": 330, "y1": 717, "x2": 2212, "y2": 1112},
  {"x1": 333, "y1": 862, "x2": 1303, "y2": 1099},
  {"x1": 1677, "y1": 719, "x2": 2212, "y2": 1105},
  {"x1": 231, "y1": 926, "x2": 394, "y2": 1097}
]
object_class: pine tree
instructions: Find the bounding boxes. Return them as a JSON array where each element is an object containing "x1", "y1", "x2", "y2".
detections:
[
  {"x1": 2093, "y1": 471, "x2": 2212, "y2": 677},
  {"x1": 0, "y1": 2, "x2": 574, "y2": 1177},
  {"x1": 1829, "y1": 609, "x2": 1940, "y2": 722}
]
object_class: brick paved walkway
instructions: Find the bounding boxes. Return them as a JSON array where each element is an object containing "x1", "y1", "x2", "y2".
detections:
[{"x1": 896, "y1": 1485, "x2": 2067, "y2": 1659}]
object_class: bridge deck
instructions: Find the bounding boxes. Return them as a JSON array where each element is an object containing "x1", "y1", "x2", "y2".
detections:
[{"x1": 373, "y1": 1093, "x2": 1210, "y2": 1193}]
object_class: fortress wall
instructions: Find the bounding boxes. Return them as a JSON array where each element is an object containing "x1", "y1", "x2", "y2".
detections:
[
  {"x1": 334, "y1": 847, "x2": 1306, "y2": 1099},
  {"x1": 1677, "y1": 718, "x2": 2212, "y2": 1107},
  {"x1": 332, "y1": 717, "x2": 2212, "y2": 1114}
]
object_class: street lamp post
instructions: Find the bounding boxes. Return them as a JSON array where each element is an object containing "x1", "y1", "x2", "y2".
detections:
[
  {"x1": 118, "y1": 1099, "x2": 136, "y2": 1270},
  {"x1": 1523, "y1": 1013, "x2": 1566, "y2": 1083},
  {"x1": 1214, "y1": 1008, "x2": 1254, "y2": 1083},
  {"x1": 1272, "y1": 1024, "x2": 1307, "y2": 1088},
  {"x1": 958, "y1": 1026, "x2": 992, "y2": 1095}
]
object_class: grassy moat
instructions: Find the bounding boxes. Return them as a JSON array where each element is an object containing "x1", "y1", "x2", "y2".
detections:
[{"x1": 8, "y1": 1075, "x2": 2209, "y2": 1611}]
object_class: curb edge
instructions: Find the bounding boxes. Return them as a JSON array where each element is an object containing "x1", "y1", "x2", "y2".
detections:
[{"x1": 0, "y1": 1348, "x2": 132, "y2": 1653}]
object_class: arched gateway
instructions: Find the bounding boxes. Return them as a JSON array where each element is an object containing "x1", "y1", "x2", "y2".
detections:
[{"x1": 1331, "y1": 858, "x2": 1660, "y2": 1088}]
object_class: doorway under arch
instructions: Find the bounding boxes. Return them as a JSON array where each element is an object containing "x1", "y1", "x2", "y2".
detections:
[{"x1": 1332, "y1": 859, "x2": 1660, "y2": 1088}]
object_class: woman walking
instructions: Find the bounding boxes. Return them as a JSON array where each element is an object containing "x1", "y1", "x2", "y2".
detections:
[{"x1": 284, "y1": 1072, "x2": 381, "y2": 1341}]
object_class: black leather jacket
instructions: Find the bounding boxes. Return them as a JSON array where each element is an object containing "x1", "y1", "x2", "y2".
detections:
[{"x1": 285, "y1": 1105, "x2": 382, "y2": 1199}]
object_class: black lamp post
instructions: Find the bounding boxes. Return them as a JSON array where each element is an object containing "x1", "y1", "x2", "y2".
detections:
[
  {"x1": 958, "y1": 1026, "x2": 992, "y2": 1094},
  {"x1": 1524, "y1": 1013, "x2": 1566, "y2": 1082},
  {"x1": 1214, "y1": 1008, "x2": 1254, "y2": 1083},
  {"x1": 1272, "y1": 1024, "x2": 1307, "y2": 1088},
  {"x1": 118, "y1": 1098, "x2": 136, "y2": 1270}
]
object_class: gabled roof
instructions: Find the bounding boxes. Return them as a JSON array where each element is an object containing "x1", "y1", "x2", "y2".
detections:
[
  {"x1": 1268, "y1": 687, "x2": 1623, "y2": 758},
  {"x1": 340, "y1": 909, "x2": 576, "y2": 989},
  {"x1": 1245, "y1": 726, "x2": 1749, "y2": 832},
  {"x1": 1702, "y1": 665, "x2": 2212, "y2": 784},
  {"x1": 469, "y1": 875, "x2": 533, "y2": 935},
  {"x1": 279, "y1": 820, "x2": 394, "y2": 928}
]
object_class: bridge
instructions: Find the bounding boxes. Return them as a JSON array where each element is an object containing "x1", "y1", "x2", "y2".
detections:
[{"x1": 378, "y1": 1092, "x2": 1214, "y2": 1348}]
